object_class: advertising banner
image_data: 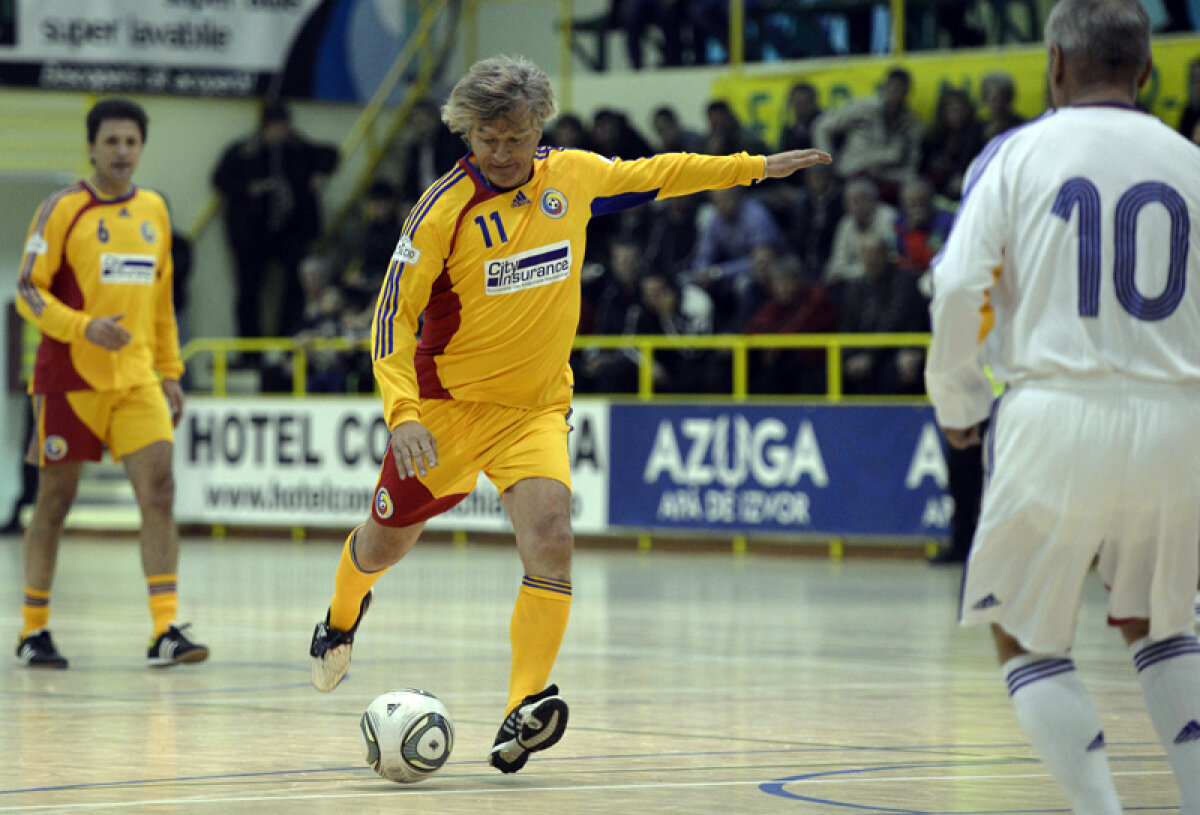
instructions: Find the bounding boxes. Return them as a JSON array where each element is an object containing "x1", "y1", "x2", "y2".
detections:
[
  {"x1": 607, "y1": 404, "x2": 951, "y2": 538},
  {"x1": 173, "y1": 396, "x2": 610, "y2": 532},
  {"x1": 0, "y1": 0, "x2": 418, "y2": 99}
]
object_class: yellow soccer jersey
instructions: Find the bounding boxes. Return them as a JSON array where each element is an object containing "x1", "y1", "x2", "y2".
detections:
[
  {"x1": 16, "y1": 181, "x2": 182, "y2": 394},
  {"x1": 372, "y1": 147, "x2": 765, "y2": 428}
]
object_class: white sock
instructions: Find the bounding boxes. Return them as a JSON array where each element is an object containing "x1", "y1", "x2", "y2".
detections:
[
  {"x1": 1131, "y1": 635, "x2": 1200, "y2": 814},
  {"x1": 1003, "y1": 654, "x2": 1123, "y2": 815}
]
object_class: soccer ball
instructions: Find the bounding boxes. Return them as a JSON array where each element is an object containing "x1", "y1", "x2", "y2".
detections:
[{"x1": 360, "y1": 688, "x2": 454, "y2": 784}]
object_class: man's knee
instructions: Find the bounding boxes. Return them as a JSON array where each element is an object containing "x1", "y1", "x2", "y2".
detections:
[
  {"x1": 357, "y1": 519, "x2": 422, "y2": 570},
  {"x1": 537, "y1": 512, "x2": 574, "y2": 550},
  {"x1": 35, "y1": 487, "x2": 76, "y2": 525},
  {"x1": 133, "y1": 464, "x2": 175, "y2": 514},
  {"x1": 527, "y1": 516, "x2": 573, "y2": 578}
]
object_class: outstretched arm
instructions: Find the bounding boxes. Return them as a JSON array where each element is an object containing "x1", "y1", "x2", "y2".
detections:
[{"x1": 762, "y1": 149, "x2": 833, "y2": 179}]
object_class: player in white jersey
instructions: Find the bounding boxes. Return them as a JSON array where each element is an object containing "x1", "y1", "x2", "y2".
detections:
[{"x1": 925, "y1": 0, "x2": 1200, "y2": 811}]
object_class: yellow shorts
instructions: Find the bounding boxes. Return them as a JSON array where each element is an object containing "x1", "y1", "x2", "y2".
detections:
[
  {"x1": 372, "y1": 399, "x2": 572, "y2": 527},
  {"x1": 27, "y1": 382, "x2": 175, "y2": 466}
]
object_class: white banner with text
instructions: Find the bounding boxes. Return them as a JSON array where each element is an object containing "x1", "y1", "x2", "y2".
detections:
[{"x1": 172, "y1": 396, "x2": 610, "y2": 532}]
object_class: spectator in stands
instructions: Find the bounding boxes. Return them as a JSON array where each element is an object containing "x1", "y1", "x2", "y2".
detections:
[
  {"x1": 212, "y1": 101, "x2": 339, "y2": 338},
  {"x1": 838, "y1": 3, "x2": 877, "y2": 55},
  {"x1": 920, "y1": 88, "x2": 984, "y2": 200},
  {"x1": 788, "y1": 162, "x2": 843, "y2": 278},
  {"x1": 651, "y1": 105, "x2": 704, "y2": 153},
  {"x1": 327, "y1": 180, "x2": 401, "y2": 314},
  {"x1": 631, "y1": 269, "x2": 717, "y2": 394},
  {"x1": 169, "y1": 222, "x2": 192, "y2": 339},
  {"x1": 610, "y1": 0, "x2": 687, "y2": 69},
  {"x1": 549, "y1": 113, "x2": 594, "y2": 151},
  {"x1": 158, "y1": 198, "x2": 191, "y2": 336},
  {"x1": 813, "y1": 67, "x2": 923, "y2": 202},
  {"x1": 684, "y1": 0, "x2": 805, "y2": 61},
  {"x1": 778, "y1": 82, "x2": 822, "y2": 154},
  {"x1": 266, "y1": 256, "x2": 371, "y2": 394},
  {"x1": 744, "y1": 253, "x2": 839, "y2": 394},
  {"x1": 690, "y1": 184, "x2": 784, "y2": 331},
  {"x1": 905, "y1": 1, "x2": 986, "y2": 50},
  {"x1": 592, "y1": 108, "x2": 654, "y2": 159},
  {"x1": 644, "y1": 193, "x2": 702, "y2": 277},
  {"x1": 295, "y1": 285, "x2": 353, "y2": 393},
  {"x1": 822, "y1": 176, "x2": 897, "y2": 292},
  {"x1": 702, "y1": 99, "x2": 768, "y2": 155},
  {"x1": 260, "y1": 254, "x2": 334, "y2": 391},
  {"x1": 762, "y1": 82, "x2": 826, "y2": 256},
  {"x1": 680, "y1": 0, "x2": 727, "y2": 63},
  {"x1": 736, "y1": 243, "x2": 782, "y2": 329},
  {"x1": 395, "y1": 98, "x2": 463, "y2": 206},
  {"x1": 1179, "y1": 57, "x2": 1200, "y2": 141},
  {"x1": 838, "y1": 234, "x2": 928, "y2": 395},
  {"x1": 1158, "y1": 0, "x2": 1200, "y2": 31},
  {"x1": 587, "y1": 110, "x2": 655, "y2": 266},
  {"x1": 894, "y1": 176, "x2": 953, "y2": 275},
  {"x1": 979, "y1": 72, "x2": 1027, "y2": 142},
  {"x1": 579, "y1": 234, "x2": 646, "y2": 393}
]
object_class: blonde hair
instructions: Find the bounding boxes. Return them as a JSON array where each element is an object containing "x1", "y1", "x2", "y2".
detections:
[{"x1": 442, "y1": 55, "x2": 558, "y2": 136}]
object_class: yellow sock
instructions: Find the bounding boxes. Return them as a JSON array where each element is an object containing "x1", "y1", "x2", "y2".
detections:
[
  {"x1": 21, "y1": 588, "x2": 51, "y2": 638},
  {"x1": 329, "y1": 527, "x2": 386, "y2": 631},
  {"x1": 147, "y1": 574, "x2": 177, "y2": 638},
  {"x1": 506, "y1": 576, "x2": 572, "y2": 715}
]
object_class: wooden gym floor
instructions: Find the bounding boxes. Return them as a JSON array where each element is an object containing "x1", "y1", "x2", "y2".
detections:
[{"x1": 0, "y1": 534, "x2": 1184, "y2": 813}]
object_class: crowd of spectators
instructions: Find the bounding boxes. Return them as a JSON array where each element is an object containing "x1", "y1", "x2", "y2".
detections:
[{"x1": 213, "y1": 56, "x2": 1200, "y2": 398}]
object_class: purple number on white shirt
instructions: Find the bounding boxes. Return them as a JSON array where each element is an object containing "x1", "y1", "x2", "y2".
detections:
[{"x1": 1053, "y1": 178, "x2": 1189, "y2": 322}]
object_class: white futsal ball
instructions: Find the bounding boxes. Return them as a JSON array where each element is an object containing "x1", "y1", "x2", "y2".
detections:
[{"x1": 360, "y1": 688, "x2": 454, "y2": 783}]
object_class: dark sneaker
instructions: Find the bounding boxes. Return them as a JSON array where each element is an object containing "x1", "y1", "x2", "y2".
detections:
[
  {"x1": 309, "y1": 591, "x2": 372, "y2": 692},
  {"x1": 488, "y1": 684, "x2": 569, "y2": 773},
  {"x1": 16, "y1": 629, "x2": 69, "y2": 669},
  {"x1": 147, "y1": 623, "x2": 209, "y2": 667}
]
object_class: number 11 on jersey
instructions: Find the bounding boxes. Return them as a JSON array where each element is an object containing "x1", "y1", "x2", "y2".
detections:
[{"x1": 474, "y1": 211, "x2": 509, "y2": 248}]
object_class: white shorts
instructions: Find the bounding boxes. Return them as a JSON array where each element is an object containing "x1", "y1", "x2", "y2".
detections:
[{"x1": 959, "y1": 380, "x2": 1200, "y2": 653}]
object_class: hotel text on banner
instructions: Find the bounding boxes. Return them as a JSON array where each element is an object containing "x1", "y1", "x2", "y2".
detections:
[{"x1": 173, "y1": 397, "x2": 609, "y2": 532}]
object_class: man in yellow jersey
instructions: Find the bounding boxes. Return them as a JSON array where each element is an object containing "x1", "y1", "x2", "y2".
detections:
[
  {"x1": 14, "y1": 98, "x2": 207, "y2": 670},
  {"x1": 309, "y1": 55, "x2": 830, "y2": 773}
]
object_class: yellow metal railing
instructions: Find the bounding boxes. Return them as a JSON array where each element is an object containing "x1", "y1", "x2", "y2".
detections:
[
  {"x1": 323, "y1": 0, "x2": 462, "y2": 246},
  {"x1": 180, "y1": 333, "x2": 932, "y2": 400},
  {"x1": 579, "y1": 332, "x2": 931, "y2": 400}
]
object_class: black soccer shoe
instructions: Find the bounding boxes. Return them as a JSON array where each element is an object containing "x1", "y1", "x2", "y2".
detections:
[
  {"x1": 488, "y1": 683, "x2": 569, "y2": 774},
  {"x1": 309, "y1": 590, "x2": 372, "y2": 692},
  {"x1": 147, "y1": 623, "x2": 210, "y2": 667},
  {"x1": 15, "y1": 629, "x2": 68, "y2": 669}
]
